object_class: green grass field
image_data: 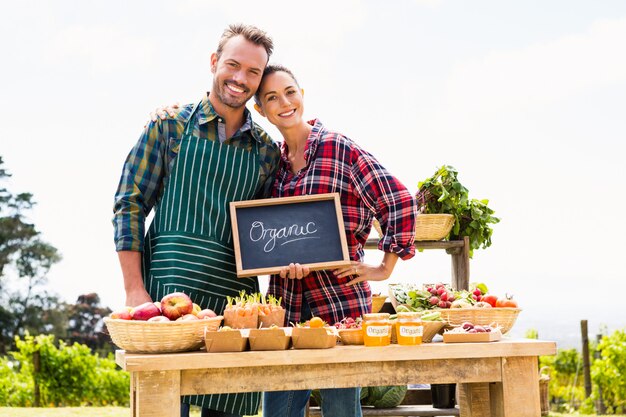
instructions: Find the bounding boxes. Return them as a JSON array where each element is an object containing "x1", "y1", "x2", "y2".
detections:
[{"x1": 1, "y1": 408, "x2": 623, "y2": 417}]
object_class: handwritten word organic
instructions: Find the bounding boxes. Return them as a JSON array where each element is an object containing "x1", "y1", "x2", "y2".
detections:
[{"x1": 249, "y1": 221, "x2": 319, "y2": 252}]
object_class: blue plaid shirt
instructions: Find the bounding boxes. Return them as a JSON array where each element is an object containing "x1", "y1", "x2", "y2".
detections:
[{"x1": 113, "y1": 94, "x2": 280, "y2": 252}]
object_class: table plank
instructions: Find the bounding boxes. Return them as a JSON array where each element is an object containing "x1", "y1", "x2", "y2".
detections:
[
  {"x1": 116, "y1": 339, "x2": 556, "y2": 372},
  {"x1": 179, "y1": 358, "x2": 501, "y2": 395}
]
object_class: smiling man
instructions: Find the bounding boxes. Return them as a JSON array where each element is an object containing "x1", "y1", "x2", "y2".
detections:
[{"x1": 112, "y1": 24, "x2": 279, "y2": 417}]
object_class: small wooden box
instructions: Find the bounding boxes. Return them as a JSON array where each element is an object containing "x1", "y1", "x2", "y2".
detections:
[{"x1": 443, "y1": 330, "x2": 502, "y2": 343}]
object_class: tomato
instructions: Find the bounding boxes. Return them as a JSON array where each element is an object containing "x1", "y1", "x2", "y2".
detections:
[
  {"x1": 481, "y1": 294, "x2": 499, "y2": 307},
  {"x1": 496, "y1": 298, "x2": 518, "y2": 308},
  {"x1": 309, "y1": 317, "x2": 325, "y2": 328}
]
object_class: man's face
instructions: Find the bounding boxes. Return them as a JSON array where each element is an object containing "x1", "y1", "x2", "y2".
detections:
[{"x1": 211, "y1": 35, "x2": 268, "y2": 109}]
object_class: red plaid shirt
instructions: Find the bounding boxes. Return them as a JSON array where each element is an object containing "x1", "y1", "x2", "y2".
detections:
[{"x1": 267, "y1": 119, "x2": 417, "y2": 326}]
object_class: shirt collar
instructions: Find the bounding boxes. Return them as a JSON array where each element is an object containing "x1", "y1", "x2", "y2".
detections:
[
  {"x1": 280, "y1": 119, "x2": 324, "y2": 167},
  {"x1": 197, "y1": 93, "x2": 262, "y2": 143},
  {"x1": 303, "y1": 119, "x2": 323, "y2": 160}
]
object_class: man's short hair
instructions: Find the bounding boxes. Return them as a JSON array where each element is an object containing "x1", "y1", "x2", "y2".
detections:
[{"x1": 216, "y1": 24, "x2": 274, "y2": 61}]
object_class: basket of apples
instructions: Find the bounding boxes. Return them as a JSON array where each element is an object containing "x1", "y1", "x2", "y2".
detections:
[{"x1": 104, "y1": 292, "x2": 222, "y2": 353}]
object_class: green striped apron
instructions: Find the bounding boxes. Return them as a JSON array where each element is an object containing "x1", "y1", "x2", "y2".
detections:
[{"x1": 142, "y1": 103, "x2": 261, "y2": 415}]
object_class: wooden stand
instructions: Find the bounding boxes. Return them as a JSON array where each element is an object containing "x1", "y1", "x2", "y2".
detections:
[{"x1": 364, "y1": 236, "x2": 470, "y2": 290}]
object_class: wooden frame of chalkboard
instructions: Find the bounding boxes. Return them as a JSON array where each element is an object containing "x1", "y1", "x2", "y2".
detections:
[{"x1": 230, "y1": 193, "x2": 351, "y2": 277}]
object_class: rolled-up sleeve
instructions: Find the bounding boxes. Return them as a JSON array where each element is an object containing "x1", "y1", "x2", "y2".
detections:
[
  {"x1": 350, "y1": 149, "x2": 417, "y2": 260},
  {"x1": 112, "y1": 121, "x2": 168, "y2": 252}
]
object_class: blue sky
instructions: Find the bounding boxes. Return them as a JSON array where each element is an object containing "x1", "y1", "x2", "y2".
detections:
[{"x1": 2, "y1": 1, "x2": 625, "y2": 345}]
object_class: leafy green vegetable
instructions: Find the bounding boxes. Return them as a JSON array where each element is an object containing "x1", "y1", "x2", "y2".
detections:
[
  {"x1": 416, "y1": 165, "x2": 500, "y2": 257},
  {"x1": 361, "y1": 385, "x2": 408, "y2": 408}
]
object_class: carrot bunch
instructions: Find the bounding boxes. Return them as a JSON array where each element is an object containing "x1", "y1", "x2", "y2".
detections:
[{"x1": 224, "y1": 291, "x2": 285, "y2": 329}]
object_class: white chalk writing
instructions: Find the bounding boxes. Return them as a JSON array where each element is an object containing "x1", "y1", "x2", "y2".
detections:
[{"x1": 249, "y1": 221, "x2": 319, "y2": 252}]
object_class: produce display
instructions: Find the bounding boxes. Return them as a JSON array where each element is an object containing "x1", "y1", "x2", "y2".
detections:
[{"x1": 390, "y1": 282, "x2": 520, "y2": 311}]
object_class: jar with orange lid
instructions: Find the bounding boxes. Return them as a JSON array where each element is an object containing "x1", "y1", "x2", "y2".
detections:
[
  {"x1": 362, "y1": 313, "x2": 392, "y2": 346},
  {"x1": 396, "y1": 312, "x2": 423, "y2": 345}
]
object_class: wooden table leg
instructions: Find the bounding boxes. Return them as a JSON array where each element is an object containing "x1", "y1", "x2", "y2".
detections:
[
  {"x1": 134, "y1": 370, "x2": 181, "y2": 417},
  {"x1": 489, "y1": 356, "x2": 540, "y2": 417},
  {"x1": 459, "y1": 382, "x2": 492, "y2": 417},
  {"x1": 130, "y1": 372, "x2": 136, "y2": 417}
]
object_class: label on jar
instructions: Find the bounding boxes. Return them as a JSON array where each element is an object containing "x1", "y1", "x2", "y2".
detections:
[
  {"x1": 399, "y1": 325, "x2": 423, "y2": 337},
  {"x1": 366, "y1": 325, "x2": 390, "y2": 337}
]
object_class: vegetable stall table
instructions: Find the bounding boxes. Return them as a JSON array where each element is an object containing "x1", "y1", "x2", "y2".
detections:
[{"x1": 115, "y1": 338, "x2": 555, "y2": 417}]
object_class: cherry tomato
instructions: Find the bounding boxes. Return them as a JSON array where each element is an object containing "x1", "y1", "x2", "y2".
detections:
[{"x1": 496, "y1": 298, "x2": 519, "y2": 308}]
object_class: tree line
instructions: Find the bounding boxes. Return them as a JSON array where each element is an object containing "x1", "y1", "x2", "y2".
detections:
[{"x1": 0, "y1": 156, "x2": 114, "y2": 356}]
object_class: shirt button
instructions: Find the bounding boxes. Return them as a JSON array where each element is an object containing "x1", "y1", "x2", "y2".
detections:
[{"x1": 218, "y1": 118, "x2": 222, "y2": 123}]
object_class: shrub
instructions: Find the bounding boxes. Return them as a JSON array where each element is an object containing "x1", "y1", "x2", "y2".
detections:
[
  {"x1": 0, "y1": 355, "x2": 33, "y2": 406},
  {"x1": 0, "y1": 334, "x2": 129, "y2": 407},
  {"x1": 590, "y1": 329, "x2": 626, "y2": 414}
]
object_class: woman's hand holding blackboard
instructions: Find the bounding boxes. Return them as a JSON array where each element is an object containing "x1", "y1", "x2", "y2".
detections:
[
  {"x1": 336, "y1": 253, "x2": 400, "y2": 287},
  {"x1": 279, "y1": 263, "x2": 311, "y2": 280}
]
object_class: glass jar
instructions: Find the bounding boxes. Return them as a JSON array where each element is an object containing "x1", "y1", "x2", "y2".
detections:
[
  {"x1": 396, "y1": 312, "x2": 423, "y2": 345},
  {"x1": 363, "y1": 313, "x2": 392, "y2": 346}
]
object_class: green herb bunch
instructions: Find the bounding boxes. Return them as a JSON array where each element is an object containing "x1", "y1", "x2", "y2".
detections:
[{"x1": 416, "y1": 165, "x2": 500, "y2": 257}]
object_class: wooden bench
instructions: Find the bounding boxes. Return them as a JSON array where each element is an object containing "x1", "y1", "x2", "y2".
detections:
[
  {"x1": 309, "y1": 404, "x2": 459, "y2": 416},
  {"x1": 307, "y1": 387, "x2": 459, "y2": 416}
]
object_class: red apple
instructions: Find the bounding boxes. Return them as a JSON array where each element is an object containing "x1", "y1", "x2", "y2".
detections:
[
  {"x1": 147, "y1": 315, "x2": 170, "y2": 322},
  {"x1": 160, "y1": 292, "x2": 194, "y2": 320},
  {"x1": 130, "y1": 302, "x2": 161, "y2": 321},
  {"x1": 192, "y1": 303, "x2": 202, "y2": 315},
  {"x1": 177, "y1": 313, "x2": 199, "y2": 321},
  {"x1": 110, "y1": 306, "x2": 132, "y2": 320},
  {"x1": 197, "y1": 309, "x2": 217, "y2": 319}
]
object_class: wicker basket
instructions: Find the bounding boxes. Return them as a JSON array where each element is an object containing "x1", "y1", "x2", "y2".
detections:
[
  {"x1": 338, "y1": 328, "x2": 364, "y2": 345},
  {"x1": 373, "y1": 214, "x2": 455, "y2": 241},
  {"x1": 104, "y1": 316, "x2": 222, "y2": 353},
  {"x1": 422, "y1": 321, "x2": 446, "y2": 343},
  {"x1": 437, "y1": 308, "x2": 521, "y2": 334},
  {"x1": 371, "y1": 295, "x2": 387, "y2": 313}
]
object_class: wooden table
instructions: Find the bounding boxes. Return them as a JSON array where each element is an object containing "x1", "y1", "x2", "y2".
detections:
[{"x1": 115, "y1": 338, "x2": 555, "y2": 417}]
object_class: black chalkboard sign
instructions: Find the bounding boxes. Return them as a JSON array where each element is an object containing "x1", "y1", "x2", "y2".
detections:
[{"x1": 230, "y1": 193, "x2": 350, "y2": 277}]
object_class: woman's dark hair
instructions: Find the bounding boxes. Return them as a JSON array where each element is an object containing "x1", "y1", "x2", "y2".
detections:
[{"x1": 254, "y1": 64, "x2": 300, "y2": 105}]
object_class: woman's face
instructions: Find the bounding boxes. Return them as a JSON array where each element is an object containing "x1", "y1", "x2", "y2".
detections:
[{"x1": 256, "y1": 71, "x2": 304, "y2": 129}]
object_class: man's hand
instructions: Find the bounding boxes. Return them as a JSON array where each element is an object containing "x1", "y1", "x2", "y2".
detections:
[
  {"x1": 144, "y1": 102, "x2": 181, "y2": 127},
  {"x1": 125, "y1": 288, "x2": 153, "y2": 308},
  {"x1": 118, "y1": 251, "x2": 152, "y2": 306}
]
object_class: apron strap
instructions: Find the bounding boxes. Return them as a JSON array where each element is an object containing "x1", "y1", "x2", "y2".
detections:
[{"x1": 183, "y1": 102, "x2": 202, "y2": 136}]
